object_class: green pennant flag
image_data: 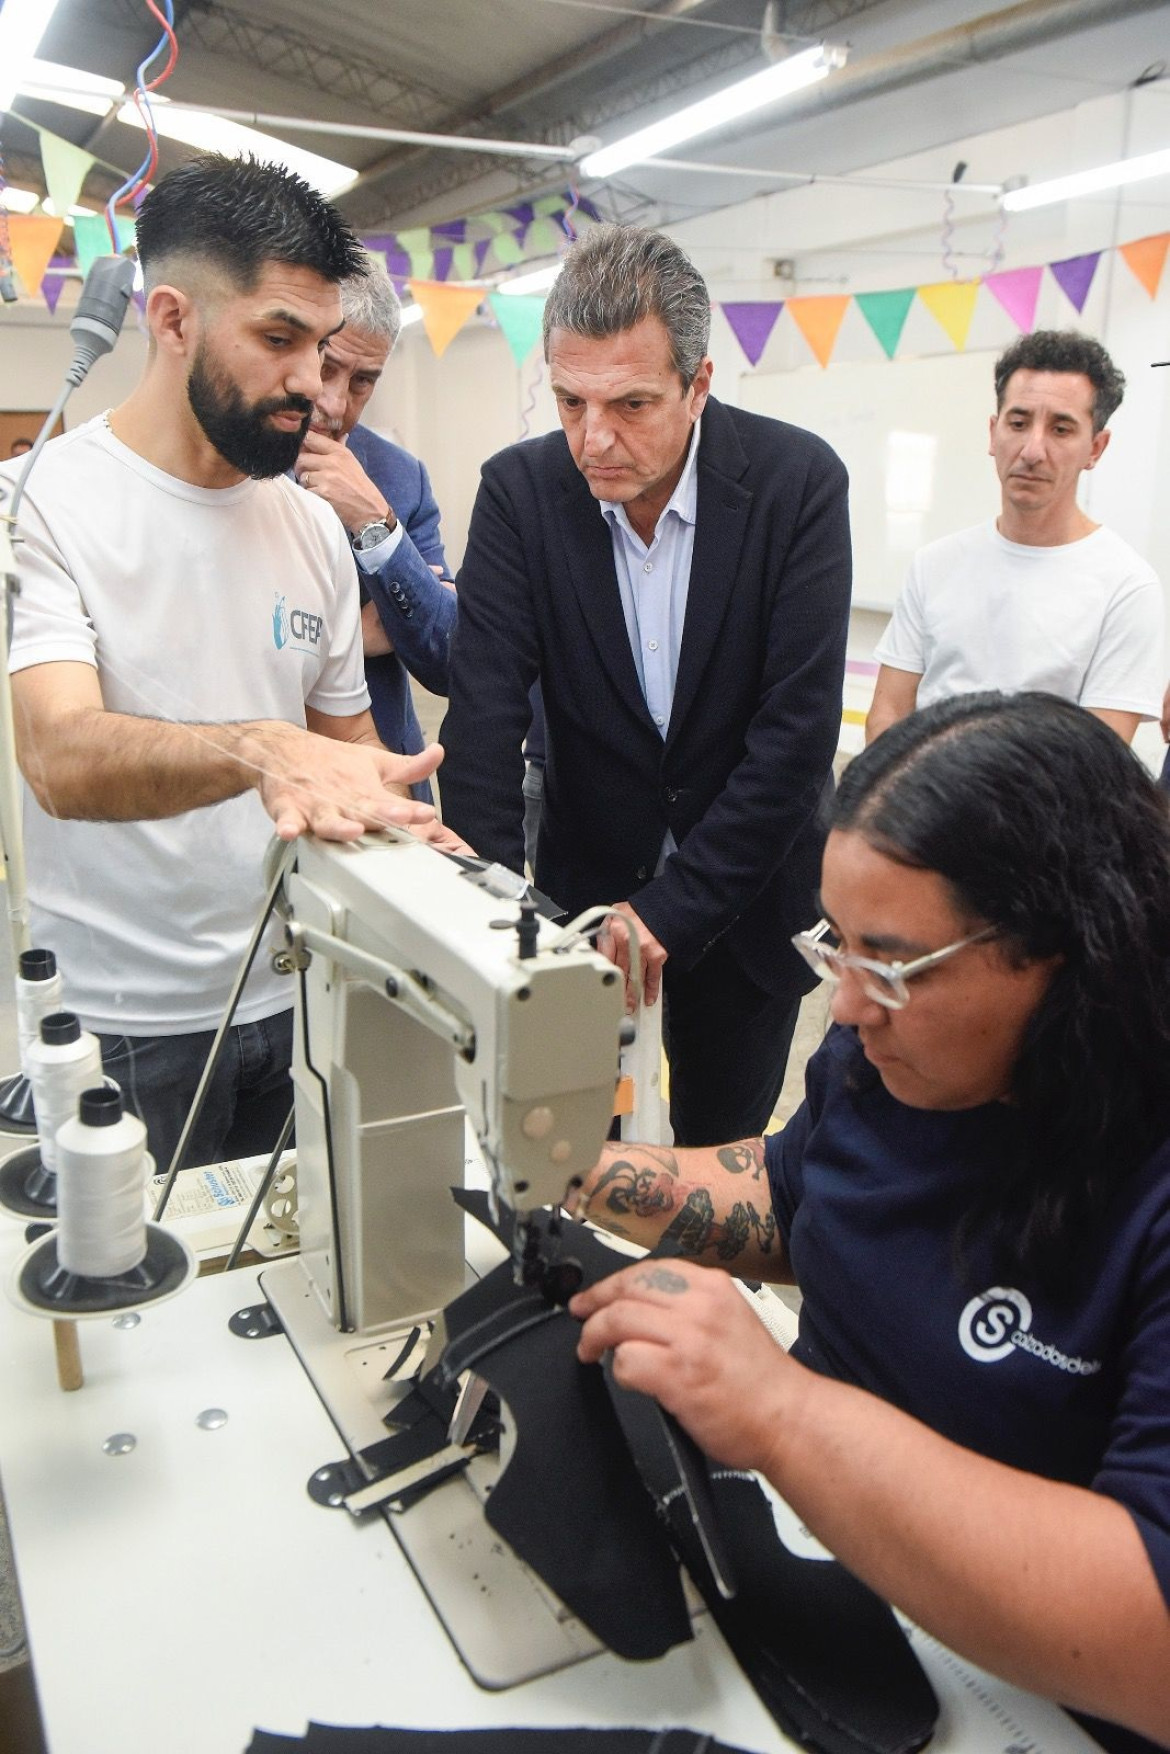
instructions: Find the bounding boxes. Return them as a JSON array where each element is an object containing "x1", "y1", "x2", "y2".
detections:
[
  {"x1": 855, "y1": 287, "x2": 916, "y2": 359},
  {"x1": 523, "y1": 216, "x2": 563, "y2": 258},
  {"x1": 488, "y1": 292, "x2": 546, "y2": 365},
  {"x1": 71, "y1": 212, "x2": 135, "y2": 278},
  {"x1": 39, "y1": 130, "x2": 95, "y2": 218},
  {"x1": 490, "y1": 231, "x2": 525, "y2": 267},
  {"x1": 451, "y1": 241, "x2": 478, "y2": 282}
]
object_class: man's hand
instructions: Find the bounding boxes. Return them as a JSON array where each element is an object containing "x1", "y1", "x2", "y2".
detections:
[
  {"x1": 296, "y1": 429, "x2": 396, "y2": 535},
  {"x1": 598, "y1": 901, "x2": 669, "y2": 1007},
  {"x1": 413, "y1": 819, "x2": 476, "y2": 855},
  {"x1": 361, "y1": 599, "x2": 395, "y2": 657},
  {"x1": 243, "y1": 723, "x2": 440, "y2": 841}
]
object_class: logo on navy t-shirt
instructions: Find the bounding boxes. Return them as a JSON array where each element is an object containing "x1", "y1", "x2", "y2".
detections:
[{"x1": 958, "y1": 1287, "x2": 1101, "y2": 1376}]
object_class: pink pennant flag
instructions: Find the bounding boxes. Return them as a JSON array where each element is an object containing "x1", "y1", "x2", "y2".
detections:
[
  {"x1": 984, "y1": 265, "x2": 1043, "y2": 333},
  {"x1": 720, "y1": 301, "x2": 783, "y2": 367}
]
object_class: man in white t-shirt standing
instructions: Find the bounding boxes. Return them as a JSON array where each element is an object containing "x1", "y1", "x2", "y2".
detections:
[
  {"x1": 2, "y1": 153, "x2": 453, "y2": 1171},
  {"x1": 866, "y1": 331, "x2": 1163, "y2": 746}
]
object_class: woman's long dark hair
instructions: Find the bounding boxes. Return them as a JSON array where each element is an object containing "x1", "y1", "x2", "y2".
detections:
[{"x1": 835, "y1": 692, "x2": 1170, "y2": 1291}]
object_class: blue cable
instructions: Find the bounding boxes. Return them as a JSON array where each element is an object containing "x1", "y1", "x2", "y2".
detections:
[{"x1": 104, "y1": 0, "x2": 175, "y2": 243}]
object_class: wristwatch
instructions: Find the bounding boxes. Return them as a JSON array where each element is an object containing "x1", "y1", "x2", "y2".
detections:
[{"x1": 352, "y1": 512, "x2": 396, "y2": 552}]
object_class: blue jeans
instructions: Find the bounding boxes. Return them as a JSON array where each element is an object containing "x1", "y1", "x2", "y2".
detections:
[{"x1": 96, "y1": 1009, "x2": 295, "y2": 1172}]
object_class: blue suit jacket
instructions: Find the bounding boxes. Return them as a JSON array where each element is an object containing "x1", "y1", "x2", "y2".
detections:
[
  {"x1": 346, "y1": 425, "x2": 456, "y2": 800},
  {"x1": 441, "y1": 397, "x2": 850, "y2": 994}
]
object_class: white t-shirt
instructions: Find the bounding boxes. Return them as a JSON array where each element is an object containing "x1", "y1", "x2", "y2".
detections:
[
  {"x1": 874, "y1": 521, "x2": 1163, "y2": 718},
  {"x1": 3, "y1": 415, "x2": 370, "y2": 1035}
]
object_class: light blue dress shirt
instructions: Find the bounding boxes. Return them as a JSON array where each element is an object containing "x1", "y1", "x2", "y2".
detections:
[{"x1": 600, "y1": 420, "x2": 701, "y2": 871}]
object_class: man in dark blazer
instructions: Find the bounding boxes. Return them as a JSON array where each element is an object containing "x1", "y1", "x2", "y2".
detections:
[
  {"x1": 295, "y1": 259, "x2": 456, "y2": 800},
  {"x1": 440, "y1": 226, "x2": 850, "y2": 1147}
]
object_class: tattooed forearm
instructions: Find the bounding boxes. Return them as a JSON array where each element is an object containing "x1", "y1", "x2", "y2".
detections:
[
  {"x1": 662, "y1": 1189, "x2": 716, "y2": 1256},
  {"x1": 591, "y1": 1147, "x2": 681, "y2": 1221},
  {"x1": 716, "y1": 1201, "x2": 777, "y2": 1262},
  {"x1": 715, "y1": 1139, "x2": 766, "y2": 1180}
]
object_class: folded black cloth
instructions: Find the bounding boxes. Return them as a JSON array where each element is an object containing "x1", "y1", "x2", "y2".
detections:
[
  {"x1": 435, "y1": 1192, "x2": 937, "y2": 1754},
  {"x1": 247, "y1": 1730, "x2": 754, "y2": 1753}
]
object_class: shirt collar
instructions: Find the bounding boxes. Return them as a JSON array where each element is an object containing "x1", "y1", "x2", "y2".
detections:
[{"x1": 600, "y1": 417, "x2": 701, "y2": 539}]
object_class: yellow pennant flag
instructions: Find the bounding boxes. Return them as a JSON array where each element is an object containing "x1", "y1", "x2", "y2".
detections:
[
  {"x1": 1119, "y1": 233, "x2": 1169, "y2": 300},
  {"x1": 786, "y1": 295, "x2": 850, "y2": 368},
  {"x1": 407, "y1": 280, "x2": 484, "y2": 357},
  {"x1": 7, "y1": 214, "x2": 64, "y2": 300},
  {"x1": 917, "y1": 280, "x2": 980, "y2": 351}
]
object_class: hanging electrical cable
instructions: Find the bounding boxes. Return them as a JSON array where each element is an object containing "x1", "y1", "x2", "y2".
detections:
[{"x1": 103, "y1": 0, "x2": 179, "y2": 250}]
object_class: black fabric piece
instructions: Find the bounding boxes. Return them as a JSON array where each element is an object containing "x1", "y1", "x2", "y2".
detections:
[
  {"x1": 437, "y1": 1249, "x2": 694, "y2": 1661},
  {"x1": 246, "y1": 1728, "x2": 754, "y2": 1753},
  {"x1": 602, "y1": 1357, "x2": 737, "y2": 1603},
  {"x1": 381, "y1": 1325, "x2": 425, "y2": 1382},
  {"x1": 449, "y1": 1191, "x2": 937, "y2": 1754}
]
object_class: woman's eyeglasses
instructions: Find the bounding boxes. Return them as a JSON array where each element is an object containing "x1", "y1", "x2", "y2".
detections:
[{"x1": 791, "y1": 918, "x2": 996, "y2": 1010}]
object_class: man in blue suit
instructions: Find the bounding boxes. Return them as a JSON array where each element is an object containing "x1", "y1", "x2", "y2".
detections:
[{"x1": 295, "y1": 259, "x2": 455, "y2": 800}]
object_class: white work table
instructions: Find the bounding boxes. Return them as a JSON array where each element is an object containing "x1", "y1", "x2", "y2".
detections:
[{"x1": 0, "y1": 1223, "x2": 1098, "y2": 1754}]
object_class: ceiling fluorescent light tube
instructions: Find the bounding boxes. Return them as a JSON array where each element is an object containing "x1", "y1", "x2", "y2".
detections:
[
  {"x1": 581, "y1": 41, "x2": 846, "y2": 180},
  {"x1": 0, "y1": 0, "x2": 65, "y2": 110},
  {"x1": 498, "y1": 263, "x2": 562, "y2": 295},
  {"x1": 1003, "y1": 146, "x2": 1170, "y2": 212}
]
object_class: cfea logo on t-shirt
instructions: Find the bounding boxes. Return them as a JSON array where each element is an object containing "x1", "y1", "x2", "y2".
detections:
[
  {"x1": 272, "y1": 593, "x2": 323, "y2": 655},
  {"x1": 958, "y1": 1287, "x2": 1101, "y2": 1376}
]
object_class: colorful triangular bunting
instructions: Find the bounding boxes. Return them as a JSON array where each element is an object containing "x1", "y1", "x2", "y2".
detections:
[
  {"x1": 38, "y1": 131, "x2": 94, "y2": 219},
  {"x1": 854, "y1": 288, "x2": 915, "y2": 359},
  {"x1": 786, "y1": 295, "x2": 850, "y2": 368},
  {"x1": 7, "y1": 215, "x2": 64, "y2": 300},
  {"x1": 984, "y1": 265, "x2": 1043, "y2": 333},
  {"x1": 720, "y1": 301, "x2": 783, "y2": 367},
  {"x1": 487, "y1": 292, "x2": 546, "y2": 366},
  {"x1": 1119, "y1": 232, "x2": 1169, "y2": 300},
  {"x1": 407, "y1": 280, "x2": 484, "y2": 357},
  {"x1": 42, "y1": 257, "x2": 70, "y2": 314},
  {"x1": 1048, "y1": 252, "x2": 1100, "y2": 314},
  {"x1": 917, "y1": 280, "x2": 980, "y2": 351}
]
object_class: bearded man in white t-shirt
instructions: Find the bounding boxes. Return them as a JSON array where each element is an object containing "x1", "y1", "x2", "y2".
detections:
[
  {"x1": 866, "y1": 330, "x2": 1163, "y2": 747},
  {"x1": 2, "y1": 153, "x2": 461, "y2": 1171}
]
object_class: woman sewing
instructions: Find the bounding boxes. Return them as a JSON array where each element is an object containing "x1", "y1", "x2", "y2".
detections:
[{"x1": 571, "y1": 692, "x2": 1170, "y2": 1753}]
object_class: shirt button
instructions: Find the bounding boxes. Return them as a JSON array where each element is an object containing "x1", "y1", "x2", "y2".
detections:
[
  {"x1": 647, "y1": 639, "x2": 659, "y2": 652},
  {"x1": 654, "y1": 714, "x2": 664, "y2": 726},
  {"x1": 643, "y1": 562, "x2": 653, "y2": 574}
]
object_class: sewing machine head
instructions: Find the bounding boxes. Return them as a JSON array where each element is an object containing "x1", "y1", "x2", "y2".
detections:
[{"x1": 283, "y1": 831, "x2": 626, "y2": 1333}]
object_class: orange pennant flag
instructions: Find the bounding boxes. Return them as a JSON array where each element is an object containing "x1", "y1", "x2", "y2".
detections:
[
  {"x1": 407, "y1": 279, "x2": 484, "y2": 357},
  {"x1": 7, "y1": 214, "x2": 64, "y2": 301},
  {"x1": 1119, "y1": 233, "x2": 1169, "y2": 300},
  {"x1": 917, "y1": 280, "x2": 980, "y2": 351},
  {"x1": 786, "y1": 295, "x2": 850, "y2": 368}
]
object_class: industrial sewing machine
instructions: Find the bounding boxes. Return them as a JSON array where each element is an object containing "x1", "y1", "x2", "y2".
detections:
[{"x1": 259, "y1": 829, "x2": 636, "y2": 1686}]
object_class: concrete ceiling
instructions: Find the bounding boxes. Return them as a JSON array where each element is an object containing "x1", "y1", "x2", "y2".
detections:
[{"x1": 3, "y1": 0, "x2": 1168, "y2": 243}]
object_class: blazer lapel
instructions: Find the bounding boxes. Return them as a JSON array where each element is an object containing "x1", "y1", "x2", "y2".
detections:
[
  {"x1": 667, "y1": 402, "x2": 752, "y2": 742},
  {"x1": 556, "y1": 461, "x2": 658, "y2": 734}
]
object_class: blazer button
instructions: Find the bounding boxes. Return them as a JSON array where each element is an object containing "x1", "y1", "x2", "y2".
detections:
[
  {"x1": 662, "y1": 786, "x2": 678, "y2": 806},
  {"x1": 635, "y1": 866, "x2": 649, "y2": 882}
]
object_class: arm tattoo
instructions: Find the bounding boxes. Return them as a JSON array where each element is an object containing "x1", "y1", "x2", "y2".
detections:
[
  {"x1": 662, "y1": 1189, "x2": 716, "y2": 1256},
  {"x1": 715, "y1": 1140, "x2": 765, "y2": 1180},
  {"x1": 592, "y1": 1148, "x2": 680, "y2": 1221},
  {"x1": 633, "y1": 1266, "x2": 690, "y2": 1296},
  {"x1": 716, "y1": 1201, "x2": 777, "y2": 1262}
]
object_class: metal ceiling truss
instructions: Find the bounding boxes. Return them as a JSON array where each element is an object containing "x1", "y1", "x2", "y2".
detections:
[{"x1": 96, "y1": 0, "x2": 454, "y2": 125}]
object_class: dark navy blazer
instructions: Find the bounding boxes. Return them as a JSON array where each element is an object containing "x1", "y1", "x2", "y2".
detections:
[
  {"x1": 440, "y1": 396, "x2": 851, "y2": 996},
  {"x1": 346, "y1": 424, "x2": 457, "y2": 801}
]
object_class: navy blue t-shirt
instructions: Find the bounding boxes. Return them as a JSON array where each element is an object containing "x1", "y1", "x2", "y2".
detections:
[{"x1": 765, "y1": 1026, "x2": 1170, "y2": 1753}]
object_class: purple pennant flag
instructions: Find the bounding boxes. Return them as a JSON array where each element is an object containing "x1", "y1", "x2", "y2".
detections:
[
  {"x1": 1049, "y1": 252, "x2": 1100, "y2": 315},
  {"x1": 473, "y1": 237, "x2": 493, "y2": 273},
  {"x1": 720, "y1": 301, "x2": 783, "y2": 368},
  {"x1": 432, "y1": 246, "x2": 453, "y2": 283},
  {"x1": 504, "y1": 202, "x2": 535, "y2": 228},
  {"x1": 385, "y1": 243, "x2": 411, "y2": 280},
  {"x1": 41, "y1": 256, "x2": 70, "y2": 314},
  {"x1": 432, "y1": 219, "x2": 467, "y2": 243}
]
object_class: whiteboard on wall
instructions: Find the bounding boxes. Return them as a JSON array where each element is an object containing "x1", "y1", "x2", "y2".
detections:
[{"x1": 737, "y1": 350, "x2": 1003, "y2": 610}]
